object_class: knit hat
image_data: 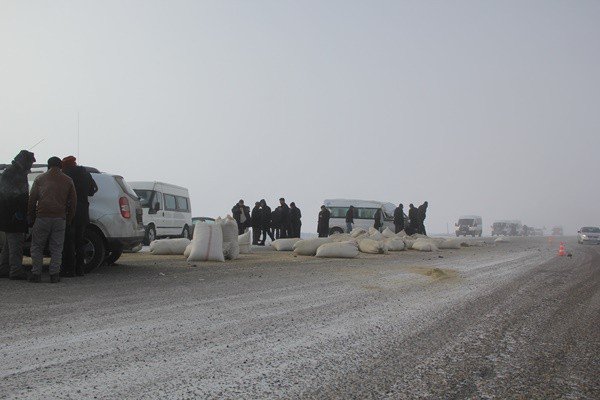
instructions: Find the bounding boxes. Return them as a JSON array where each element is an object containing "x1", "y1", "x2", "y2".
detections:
[{"x1": 62, "y1": 155, "x2": 77, "y2": 169}]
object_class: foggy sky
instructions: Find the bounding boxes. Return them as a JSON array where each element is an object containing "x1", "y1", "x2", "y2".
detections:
[{"x1": 1, "y1": 0, "x2": 599, "y2": 234}]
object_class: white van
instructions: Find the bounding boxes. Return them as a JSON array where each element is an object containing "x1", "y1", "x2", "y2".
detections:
[
  {"x1": 324, "y1": 199, "x2": 403, "y2": 234},
  {"x1": 130, "y1": 181, "x2": 193, "y2": 244},
  {"x1": 455, "y1": 215, "x2": 483, "y2": 237}
]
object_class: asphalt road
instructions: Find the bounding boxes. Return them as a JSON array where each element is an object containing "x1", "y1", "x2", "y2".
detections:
[{"x1": 0, "y1": 237, "x2": 598, "y2": 399}]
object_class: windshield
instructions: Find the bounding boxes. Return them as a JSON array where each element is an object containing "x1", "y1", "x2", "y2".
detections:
[
  {"x1": 493, "y1": 222, "x2": 507, "y2": 228},
  {"x1": 133, "y1": 189, "x2": 154, "y2": 208},
  {"x1": 581, "y1": 227, "x2": 600, "y2": 233},
  {"x1": 458, "y1": 219, "x2": 474, "y2": 226}
]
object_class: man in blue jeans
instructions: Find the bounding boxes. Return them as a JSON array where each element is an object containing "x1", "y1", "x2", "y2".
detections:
[{"x1": 345, "y1": 205, "x2": 355, "y2": 233}]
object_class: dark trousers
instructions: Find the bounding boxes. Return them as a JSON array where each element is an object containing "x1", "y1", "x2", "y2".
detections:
[
  {"x1": 280, "y1": 224, "x2": 290, "y2": 239},
  {"x1": 418, "y1": 223, "x2": 426, "y2": 235},
  {"x1": 261, "y1": 228, "x2": 274, "y2": 243},
  {"x1": 394, "y1": 223, "x2": 404, "y2": 234},
  {"x1": 290, "y1": 222, "x2": 301, "y2": 238},
  {"x1": 252, "y1": 227, "x2": 262, "y2": 245},
  {"x1": 273, "y1": 228, "x2": 280, "y2": 239},
  {"x1": 62, "y1": 219, "x2": 87, "y2": 276}
]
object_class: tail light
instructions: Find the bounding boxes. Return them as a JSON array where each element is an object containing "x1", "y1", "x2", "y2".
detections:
[{"x1": 119, "y1": 197, "x2": 131, "y2": 219}]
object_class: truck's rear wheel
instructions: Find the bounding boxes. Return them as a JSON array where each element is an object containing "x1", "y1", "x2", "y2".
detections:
[
  {"x1": 181, "y1": 225, "x2": 190, "y2": 240},
  {"x1": 83, "y1": 229, "x2": 106, "y2": 273},
  {"x1": 144, "y1": 225, "x2": 156, "y2": 245}
]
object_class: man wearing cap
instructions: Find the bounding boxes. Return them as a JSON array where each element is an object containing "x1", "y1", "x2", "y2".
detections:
[
  {"x1": 0, "y1": 150, "x2": 36, "y2": 280},
  {"x1": 28, "y1": 157, "x2": 77, "y2": 283},
  {"x1": 61, "y1": 156, "x2": 97, "y2": 277}
]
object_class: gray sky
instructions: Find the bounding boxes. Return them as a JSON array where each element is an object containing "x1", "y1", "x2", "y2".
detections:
[{"x1": 1, "y1": 0, "x2": 599, "y2": 234}]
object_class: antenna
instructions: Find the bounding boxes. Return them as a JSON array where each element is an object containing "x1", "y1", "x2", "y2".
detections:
[
  {"x1": 28, "y1": 138, "x2": 45, "y2": 150},
  {"x1": 77, "y1": 112, "x2": 80, "y2": 160}
]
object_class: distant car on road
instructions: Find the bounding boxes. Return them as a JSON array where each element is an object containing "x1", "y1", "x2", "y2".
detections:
[
  {"x1": 552, "y1": 226, "x2": 564, "y2": 236},
  {"x1": 455, "y1": 215, "x2": 483, "y2": 237},
  {"x1": 577, "y1": 227, "x2": 600, "y2": 244}
]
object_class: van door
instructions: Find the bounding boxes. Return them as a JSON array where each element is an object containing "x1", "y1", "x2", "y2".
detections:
[
  {"x1": 163, "y1": 193, "x2": 179, "y2": 236},
  {"x1": 152, "y1": 191, "x2": 168, "y2": 237}
]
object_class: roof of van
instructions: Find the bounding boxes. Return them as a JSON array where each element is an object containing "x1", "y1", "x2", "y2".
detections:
[
  {"x1": 129, "y1": 181, "x2": 189, "y2": 191},
  {"x1": 323, "y1": 199, "x2": 396, "y2": 214},
  {"x1": 459, "y1": 215, "x2": 481, "y2": 219}
]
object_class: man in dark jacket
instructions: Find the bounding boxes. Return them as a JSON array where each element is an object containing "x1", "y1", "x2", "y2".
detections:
[
  {"x1": 290, "y1": 202, "x2": 302, "y2": 238},
  {"x1": 251, "y1": 201, "x2": 262, "y2": 245},
  {"x1": 279, "y1": 198, "x2": 291, "y2": 238},
  {"x1": 259, "y1": 199, "x2": 274, "y2": 245},
  {"x1": 317, "y1": 205, "x2": 331, "y2": 237},
  {"x1": 345, "y1": 205, "x2": 355, "y2": 233},
  {"x1": 232, "y1": 199, "x2": 251, "y2": 235},
  {"x1": 373, "y1": 208, "x2": 382, "y2": 231},
  {"x1": 0, "y1": 150, "x2": 35, "y2": 279},
  {"x1": 407, "y1": 204, "x2": 419, "y2": 235},
  {"x1": 417, "y1": 201, "x2": 428, "y2": 235},
  {"x1": 61, "y1": 156, "x2": 97, "y2": 277},
  {"x1": 393, "y1": 203, "x2": 404, "y2": 234},
  {"x1": 271, "y1": 206, "x2": 282, "y2": 239}
]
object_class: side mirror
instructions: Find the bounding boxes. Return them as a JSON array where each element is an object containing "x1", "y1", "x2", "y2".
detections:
[{"x1": 577, "y1": 230, "x2": 581, "y2": 234}]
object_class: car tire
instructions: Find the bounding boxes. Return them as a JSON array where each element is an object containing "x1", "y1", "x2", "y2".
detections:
[
  {"x1": 144, "y1": 225, "x2": 156, "y2": 246},
  {"x1": 181, "y1": 225, "x2": 190, "y2": 240},
  {"x1": 83, "y1": 229, "x2": 106, "y2": 274},
  {"x1": 104, "y1": 248, "x2": 123, "y2": 266}
]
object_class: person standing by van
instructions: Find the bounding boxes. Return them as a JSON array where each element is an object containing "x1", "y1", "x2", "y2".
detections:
[
  {"x1": 373, "y1": 208, "x2": 382, "y2": 231},
  {"x1": 317, "y1": 205, "x2": 331, "y2": 237},
  {"x1": 271, "y1": 206, "x2": 282, "y2": 239},
  {"x1": 28, "y1": 157, "x2": 77, "y2": 283},
  {"x1": 0, "y1": 150, "x2": 36, "y2": 280},
  {"x1": 259, "y1": 199, "x2": 274, "y2": 245},
  {"x1": 345, "y1": 205, "x2": 355, "y2": 233},
  {"x1": 393, "y1": 203, "x2": 404, "y2": 234},
  {"x1": 251, "y1": 201, "x2": 262, "y2": 245},
  {"x1": 61, "y1": 156, "x2": 97, "y2": 277},
  {"x1": 232, "y1": 199, "x2": 251, "y2": 235},
  {"x1": 417, "y1": 201, "x2": 428, "y2": 235},
  {"x1": 407, "y1": 204, "x2": 419, "y2": 235},
  {"x1": 279, "y1": 198, "x2": 291, "y2": 238},
  {"x1": 290, "y1": 202, "x2": 302, "y2": 238}
]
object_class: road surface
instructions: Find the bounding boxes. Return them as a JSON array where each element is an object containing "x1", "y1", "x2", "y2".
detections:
[{"x1": 1, "y1": 237, "x2": 598, "y2": 399}]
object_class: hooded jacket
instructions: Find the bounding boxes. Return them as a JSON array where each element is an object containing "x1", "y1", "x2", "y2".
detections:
[{"x1": 0, "y1": 151, "x2": 35, "y2": 233}]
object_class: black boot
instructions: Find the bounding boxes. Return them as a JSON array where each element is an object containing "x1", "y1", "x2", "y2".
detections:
[{"x1": 50, "y1": 274, "x2": 60, "y2": 283}]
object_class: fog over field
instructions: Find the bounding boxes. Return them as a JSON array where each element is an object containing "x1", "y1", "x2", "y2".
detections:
[{"x1": 1, "y1": 1, "x2": 599, "y2": 234}]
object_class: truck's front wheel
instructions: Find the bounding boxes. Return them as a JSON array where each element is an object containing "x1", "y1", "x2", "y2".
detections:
[{"x1": 83, "y1": 229, "x2": 106, "y2": 273}]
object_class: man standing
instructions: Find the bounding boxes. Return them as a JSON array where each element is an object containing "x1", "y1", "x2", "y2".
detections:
[
  {"x1": 407, "y1": 204, "x2": 419, "y2": 235},
  {"x1": 271, "y1": 206, "x2": 281, "y2": 239},
  {"x1": 0, "y1": 150, "x2": 36, "y2": 280},
  {"x1": 345, "y1": 205, "x2": 355, "y2": 233},
  {"x1": 61, "y1": 156, "x2": 97, "y2": 277},
  {"x1": 290, "y1": 202, "x2": 302, "y2": 238},
  {"x1": 373, "y1": 208, "x2": 382, "y2": 231},
  {"x1": 317, "y1": 205, "x2": 331, "y2": 238},
  {"x1": 393, "y1": 203, "x2": 404, "y2": 234},
  {"x1": 417, "y1": 201, "x2": 428, "y2": 235},
  {"x1": 28, "y1": 157, "x2": 77, "y2": 283},
  {"x1": 259, "y1": 199, "x2": 274, "y2": 245},
  {"x1": 251, "y1": 201, "x2": 262, "y2": 245},
  {"x1": 279, "y1": 198, "x2": 291, "y2": 238},
  {"x1": 232, "y1": 199, "x2": 251, "y2": 235}
]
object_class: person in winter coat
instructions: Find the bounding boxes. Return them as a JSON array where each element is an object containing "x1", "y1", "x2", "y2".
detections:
[
  {"x1": 259, "y1": 199, "x2": 274, "y2": 245},
  {"x1": 0, "y1": 150, "x2": 36, "y2": 280},
  {"x1": 61, "y1": 156, "x2": 97, "y2": 277},
  {"x1": 279, "y1": 198, "x2": 291, "y2": 238},
  {"x1": 251, "y1": 202, "x2": 262, "y2": 245},
  {"x1": 373, "y1": 208, "x2": 382, "y2": 231},
  {"x1": 232, "y1": 199, "x2": 251, "y2": 235},
  {"x1": 271, "y1": 206, "x2": 282, "y2": 239},
  {"x1": 28, "y1": 157, "x2": 77, "y2": 283},
  {"x1": 417, "y1": 201, "x2": 428, "y2": 235},
  {"x1": 407, "y1": 204, "x2": 419, "y2": 235},
  {"x1": 290, "y1": 202, "x2": 302, "y2": 238},
  {"x1": 317, "y1": 205, "x2": 331, "y2": 237},
  {"x1": 393, "y1": 203, "x2": 404, "y2": 234},
  {"x1": 345, "y1": 206, "x2": 355, "y2": 233}
]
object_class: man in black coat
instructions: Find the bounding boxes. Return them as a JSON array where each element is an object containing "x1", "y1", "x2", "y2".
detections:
[
  {"x1": 417, "y1": 201, "x2": 428, "y2": 235},
  {"x1": 259, "y1": 199, "x2": 274, "y2": 245},
  {"x1": 317, "y1": 205, "x2": 331, "y2": 237},
  {"x1": 373, "y1": 208, "x2": 382, "y2": 231},
  {"x1": 279, "y1": 198, "x2": 291, "y2": 238},
  {"x1": 393, "y1": 203, "x2": 404, "y2": 234},
  {"x1": 271, "y1": 206, "x2": 282, "y2": 239},
  {"x1": 251, "y1": 201, "x2": 262, "y2": 245},
  {"x1": 290, "y1": 202, "x2": 302, "y2": 238},
  {"x1": 407, "y1": 203, "x2": 419, "y2": 236},
  {"x1": 61, "y1": 156, "x2": 98, "y2": 277},
  {"x1": 345, "y1": 205, "x2": 355, "y2": 233},
  {"x1": 232, "y1": 199, "x2": 251, "y2": 235},
  {"x1": 0, "y1": 150, "x2": 35, "y2": 279}
]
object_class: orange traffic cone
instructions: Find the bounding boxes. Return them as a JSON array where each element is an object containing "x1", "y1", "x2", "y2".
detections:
[{"x1": 558, "y1": 242, "x2": 566, "y2": 257}]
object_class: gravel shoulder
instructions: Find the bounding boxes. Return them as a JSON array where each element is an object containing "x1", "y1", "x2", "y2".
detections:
[{"x1": 0, "y1": 237, "x2": 598, "y2": 399}]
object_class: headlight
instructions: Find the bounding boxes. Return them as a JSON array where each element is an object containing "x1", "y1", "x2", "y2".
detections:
[{"x1": 581, "y1": 234, "x2": 587, "y2": 238}]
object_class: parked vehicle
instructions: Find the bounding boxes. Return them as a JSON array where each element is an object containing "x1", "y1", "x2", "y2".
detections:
[
  {"x1": 0, "y1": 163, "x2": 144, "y2": 271},
  {"x1": 492, "y1": 220, "x2": 522, "y2": 236},
  {"x1": 130, "y1": 181, "x2": 193, "y2": 245},
  {"x1": 577, "y1": 227, "x2": 600, "y2": 244},
  {"x1": 323, "y1": 199, "x2": 406, "y2": 234},
  {"x1": 455, "y1": 215, "x2": 483, "y2": 237},
  {"x1": 552, "y1": 226, "x2": 564, "y2": 236}
]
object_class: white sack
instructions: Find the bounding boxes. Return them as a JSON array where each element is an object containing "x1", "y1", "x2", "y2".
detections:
[
  {"x1": 350, "y1": 228, "x2": 367, "y2": 238},
  {"x1": 382, "y1": 228, "x2": 396, "y2": 238},
  {"x1": 238, "y1": 231, "x2": 252, "y2": 254},
  {"x1": 150, "y1": 238, "x2": 191, "y2": 255},
  {"x1": 438, "y1": 238, "x2": 462, "y2": 249},
  {"x1": 271, "y1": 238, "x2": 301, "y2": 251},
  {"x1": 369, "y1": 228, "x2": 384, "y2": 241},
  {"x1": 219, "y1": 216, "x2": 240, "y2": 260},
  {"x1": 396, "y1": 230, "x2": 408, "y2": 238},
  {"x1": 412, "y1": 238, "x2": 439, "y2": 252},
  {"x1": 183, "y1": 243, "x2": 192, "y2": 258},
  {"x1": 315, "y1": 241, "x2": 359, "y2": 258},
  {"x1": 403, "y1": 238, "x2": 416, "y2": 249},
  {"x1": 495, "y1": 236, "x2": 509, "y2": 243},
  {"x1": 187, "y1": 222, "x2": 225, "y2": 262},
  {"x1": 384, "y1": 237, "x2": 406, "y2": 251},
  {"x1": 329, "y1": 233, "x2": 352, "y2": 242},
  {"x1": 358, "y1": 238, "x2": 387, "y2": 254},
  {"x1": 293, "y1": 238, "x2": 333, "y2": 256}
]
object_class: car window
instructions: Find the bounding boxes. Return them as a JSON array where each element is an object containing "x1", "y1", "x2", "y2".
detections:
[
  {"x1": 164, "y1": 194, "x2": 177, "y2": 211},
  {"x1": 357, "y1": 208, "x2": 376, "y2": 219},
  {"x1": 176, "y1": 196, "x2": 189, "y2": 212},
  {"x1": 152, "y1": 192, "x2": 162, "y2": 210},
  {"x1": 134, "y1": 189, "x2": 154, "y2": 208},
  {"x1": 114, "y1": 176, "x2": 139, "y2": 199},
  {"x1": 582, "y1": 227, "x2": 600, "y2": 233}
]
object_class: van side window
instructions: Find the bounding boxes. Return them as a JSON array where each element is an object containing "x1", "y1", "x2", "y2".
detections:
[
  {"x1": 164, "y1": 194, "x2": 177, "y2": 211},
  {"x1": 176, "y1": 196, "x2": 189, "y2": 212},
  {"x1": 152, "y1": 192, "x2": 162, "y2": 210},
  {"x1": 357, "y1": 208, "x2": 376, "y2": 219}
]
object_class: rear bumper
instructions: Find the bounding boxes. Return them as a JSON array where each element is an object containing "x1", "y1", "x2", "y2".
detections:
[{"x1": 107, "y1": 236, "x2": 144, "y2": 251}]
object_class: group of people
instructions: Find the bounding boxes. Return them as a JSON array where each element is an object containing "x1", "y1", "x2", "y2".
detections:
[
  {"x1": 0, "y1": 150, "x2": 97, "y2": 283},
  {"x1": 232, "y1": 198, "x2": 302, "y2": 245}
]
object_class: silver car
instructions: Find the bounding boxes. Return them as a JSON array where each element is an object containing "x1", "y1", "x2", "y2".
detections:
[{"x1": 577, "y1": 226, "x2": 600, "y2": 244}]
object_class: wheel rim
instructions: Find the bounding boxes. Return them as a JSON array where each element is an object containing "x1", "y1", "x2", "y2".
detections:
[
  {"x1": 148, "y1": 228, "x2": 155, "y2": 242},
  {"x1": 83, "y1": 239, "x2": 95, "y2": 265}
]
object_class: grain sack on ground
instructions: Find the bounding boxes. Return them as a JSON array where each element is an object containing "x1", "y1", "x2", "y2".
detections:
[
  {"x1": 412, "y1": 238, "x2": 439, "y2": 252},
  {"x1": 438, "y1": 238, "x2": 462, "y2": 249},
  {"x1": 219, "y1": 216, "x2": 239, "y2": 260},
  {"x1": 384, "y1": 237, "x2": 406, "y2": 251},
  {"x1": 150, "y1": 238, "x2": 191, "y2": 255},
  {"x1": 382, "y1": 228, "x2": 396, "y2": 238},
  {"x1": 183, "y1": 242, "x2": 192, "y2": 258},
  {"x1": 369, "y1": 228, "x2": 384, "y2": 241},
  {"x1": 396, "y1": 230, "x2": 408, "y2": 238},
  {"x1": 350, "y1": 228, "x2": 367, "y2": 238},
  {"x1": 358, "y1": 238, "x2": 387, "y2": 254},
  {"x1": 495, "y1": 236, "x2": 509, "y2": 243},
  {"x1": 238, "y1": 231, "x2": 251, "y2": 254},
  {"x1": 315, "y1": 241, "x2": 359, "y2": 258},
  {"x1": 403, "y1": 238, "x2": 416, "y2": 249},
  {"x1": 329, "y1": 233, "x2": 352, "y2": 242},
  {"x1": 187, "y1": 222, "x2": 225, "y2": 262},
  {"x1": 271, "y1": 238, "x2": 301, "y2": 251},
  {"x1": 293, "y1": 238, "x2": 333, "y2": 256}
]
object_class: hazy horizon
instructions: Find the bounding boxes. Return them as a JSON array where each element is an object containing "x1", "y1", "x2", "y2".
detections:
[{"x1": 2, "y1": 1, "x2": 599, "y2": 234}]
